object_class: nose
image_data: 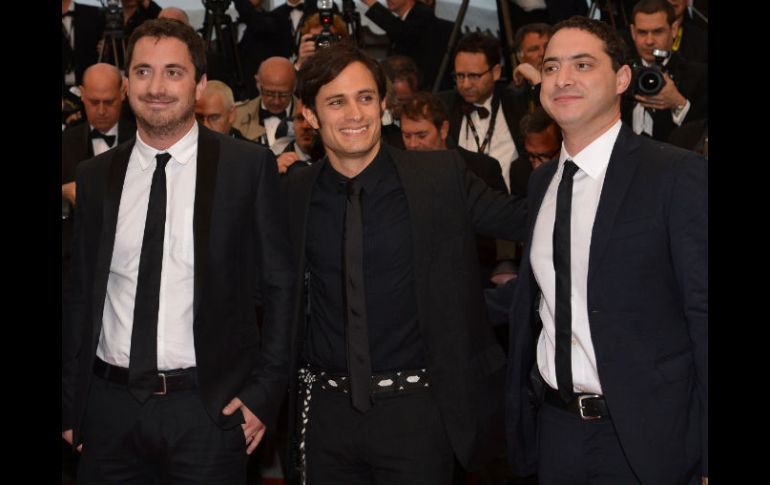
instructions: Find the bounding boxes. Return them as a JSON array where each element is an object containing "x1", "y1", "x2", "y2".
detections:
[
  {"x1": 554, "y1": 66, "x2": 573, "y2": 88},
  {"x1": 345, "y1": 100, "x2": 363, "y2": 120}
]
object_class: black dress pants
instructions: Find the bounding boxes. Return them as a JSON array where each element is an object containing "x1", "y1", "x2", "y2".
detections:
[
  {"x1": 306, "y1": 386, "x2": 454, "y2": 485},
  {"x1": 77, "y1": 375, "x2": 247, "y2": 485}
]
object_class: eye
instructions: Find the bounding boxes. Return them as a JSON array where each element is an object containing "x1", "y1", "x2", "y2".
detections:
[
  {"x1": 135, "y1": 67, "x2": 150, "y2": 77},
  {"x1": 359, "y1": 94, "x2": 374, "y2": 103},
  {"x1": 167, "y1": 69, "x2": 183, "y2": 78},
  {"x1": 543, "y1": 64, "x2": 558, "y2": 73},
  {"x1": 577, "y1": 62, "x2": 592, "y2": 70}
]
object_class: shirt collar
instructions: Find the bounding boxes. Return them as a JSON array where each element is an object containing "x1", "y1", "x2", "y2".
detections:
[
  {"x1": 134, "y1": 122, "x2": 198, "y2": 171},
  {"x1": 559, "y1": 119, "x2": 621, "y2": 180}
]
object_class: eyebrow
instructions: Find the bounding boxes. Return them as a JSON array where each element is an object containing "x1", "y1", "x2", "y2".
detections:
[
  {"x1": 543, "y1": 53, "x2": 599, "y2": 63},
  {"x1": 131, "y1": 62, "x2": 188, "y2": 71},
  {"x1": 323, "y1": 88, "x2": 376, "y2": 103}
]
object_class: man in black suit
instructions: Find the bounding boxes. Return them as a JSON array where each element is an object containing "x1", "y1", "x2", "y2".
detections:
[
  {"x1": 62, "y1": 19, "x2": 295, "y2": 484},
  {"x1": 439, "y1": 32, "x2": 529, "y2": 194},
  {"x1": 62, "y1": 0, "x2": 105, "y2": 88},
  {"x1": 285, "y1": 43, "x2": 527, "y2": 484},
  {"x1": 667, "y1": 0, "x2": 708, "y2": 64},
  {"x1": 359, "y1": 0, "x2": 453, "y2": 90},
  {"x1": 506, "y1": 17, "x2": 707, "y2": 484},
  {"x1": 623, "y1": 0, "x2": 707, "y2": 143}
]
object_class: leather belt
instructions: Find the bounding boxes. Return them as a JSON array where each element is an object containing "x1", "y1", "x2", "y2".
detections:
[
  {"x1": 544, "y1": 386, "x2": 609, "y2": 420},
  {"x1": 311, "y1": 367, "x2": 430, "y2": 396},
  {"x1": 93, "y1": 357, "x2": 198, "y2": 395}
]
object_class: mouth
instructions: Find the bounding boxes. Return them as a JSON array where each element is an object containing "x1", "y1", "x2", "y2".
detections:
[
  {"x1": 141, "y1": 97, "x2": 176, "y2": 108},
  {"x1": 340, "y1": 126, "x2": 368, "y2": 136},
  {"x1": 553, "y1": 94, "x2": 582, "y2": 103}
]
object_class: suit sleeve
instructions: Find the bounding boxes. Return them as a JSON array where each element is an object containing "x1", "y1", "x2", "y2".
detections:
[
  {"x1": 236, "y1": 148, "x2": 296, "y2": 429},
  {"x1": 454, "y1": 153, "x2": 528, "y2": 240},
  {"x1": 668, "y1": 153, "x2": 708, "y2": 475},
  {"x1": 365, "y1": 3, "x2": 428, "y2": 45}
]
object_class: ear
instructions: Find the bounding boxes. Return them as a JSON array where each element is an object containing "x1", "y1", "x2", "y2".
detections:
[
  {"x1": 228, "y1": 105, "x2": 236, "y2": 125},
  {"x1": 615, "y1": 64, "x2": 632, "y2": 95},
  {"x1": 439, "y1": 120, "x2": 449, "y2": 143},
  {"x1": 671, "y1": 18, "x2": 682, "y2": 34},
  {"x1": 630, "y1": 23, "x2": 638, "y2": 40},
  {"x1": 120, "y1": 76, "x2": 128, "y2": 100},
  {"x1": 195, "y1": 74, "x2": 207, "y2": 102},
  {"x1": 492, "y1": 63, "x2": 502, "y2": 81},
  {"x1": 302, "y1": 104, "x2": 320, "y2": 130}
]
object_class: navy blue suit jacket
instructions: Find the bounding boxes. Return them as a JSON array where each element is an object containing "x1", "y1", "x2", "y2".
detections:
[{"x1": 506, "y1": 124, "x2": 708, "y2": 483}]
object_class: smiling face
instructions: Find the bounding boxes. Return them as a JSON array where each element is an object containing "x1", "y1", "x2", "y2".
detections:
[
  {"x1": 302, "y1": 61, "x2": 384, "y2": 173},
  {"x1": 540, "y1": 28, "x2": 630, "y2": 140},
  {"x1": 127, "y1": 36, "x2": 205, "y2": 144}
]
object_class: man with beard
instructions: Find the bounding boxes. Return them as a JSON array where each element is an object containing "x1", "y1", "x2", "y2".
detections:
[{"x1": 62, "y1": 18, "x2": 295, "y2": 484}]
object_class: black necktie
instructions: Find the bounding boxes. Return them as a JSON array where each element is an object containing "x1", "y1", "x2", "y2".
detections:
[
  {"x1": 259, "y1": 107, "x2": 287, "y2": 126},
  {"x1": 553, "y1": 160, "x2": 579, "y2": 402},
  {"x1": 128, "y1": 152, "x2": 171, "y2": 403},
  {"x1": 462, "y1": 102, "x2": 490, "y2": 120},
  {"x1": 62, "y1": 10, "x2": 74, "y2": 18},
  {"x1": 290, "y1": 2, "x2": 305, "y2": 11},
  {"x1": 344, "y1": 178, "x2": 372, "y2": 413},
  {"x1": 90, "y1": 129, "x2": 116, "y2": 147}
]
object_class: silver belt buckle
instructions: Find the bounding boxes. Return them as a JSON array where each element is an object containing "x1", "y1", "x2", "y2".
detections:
[
  {"x1": 578, "y1": 394, "x2": 602, "y2": 421},
  {"x1": 154, "y1": 373, "x2": 167, "y2": 395}
]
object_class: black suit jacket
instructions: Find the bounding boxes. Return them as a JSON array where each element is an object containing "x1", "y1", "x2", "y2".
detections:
[
  {"x1": 622, "y1": 53, "x2": 708, "y2": 142},
  {"x1": 62, "y1": 3, "x2": 105, "y2": 87},
  {"x1": 62, "y1": 125, "x2": 296, "y2": 443},
  {"x1": 365, "y1": 2, "x2": 452, "y2": 90},
  {"x1": 61, "y1": 121, "x2": 136, "y2": 184},
  {"x1": 440, "y1": 84, "x2": 528, "y2": 161},
  {"x1": 284, "y1": 145, "x2": 527, "y2": 480},
  {"x1": 505, "y1": 125, "x2": 708, "y2": 482}
]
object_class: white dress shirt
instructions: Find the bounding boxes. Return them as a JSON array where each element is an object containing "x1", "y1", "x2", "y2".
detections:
[
  {"x1": 530, "y1": 119, "x2": 622, "y2": 395},
  {"x1": 97, "y1": 123, "x2": 199, "y2": 371},
  {"x1": 458, "y1": 95, "x2": 519, "y2": 191}
]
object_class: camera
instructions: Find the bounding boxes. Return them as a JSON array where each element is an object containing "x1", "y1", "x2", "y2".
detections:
[
  {"x1": 632, "y1": 48, "x2": 669, "y2": 96},
  {"x1": 314, "y1": 0, "x2": 341, "y2": 49},
  {"x1": 101, "y1": 0, "x2": 123, "y2": 35}
]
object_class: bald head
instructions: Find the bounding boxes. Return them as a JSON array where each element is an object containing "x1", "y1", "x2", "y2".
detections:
[
  {"x1": 196, "y1": 81, "x2": 237, "y2": 135},
  {"x1": 158, "y1": 7, "x2": 190, "y2": 25},
  {"x1": 256, "y1": 57, "x2": 296, "y2": 114},
  {"x1": 80, "y1": 63, "x2": 125, "y2": 133}
]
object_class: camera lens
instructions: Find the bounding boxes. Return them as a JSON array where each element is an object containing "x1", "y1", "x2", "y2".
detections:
[{"x1": 635, "y1": 67, "x2": 664, "y2": 96}]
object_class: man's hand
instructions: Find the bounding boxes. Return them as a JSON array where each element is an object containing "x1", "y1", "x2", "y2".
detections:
[
  {"x1": 222, "y1": 397, "x2": 266, "y2": 455},
  {"x1": 360, "y1": 0, "x2": 378, "y2": 7},
  {"x1": 295, "y1": 33, "x2": 317, "y2": 70},
  {"x1": 634, "y1": 72, "x2": 686, "y2": 111},
  {"x1": 62, "y1": 182, "x2": 77, "y2": 207},
  {"x1": 62, "y1": 429, "x2": 83, "y2": 452},
  {"x1": 702, "y1": 477, "x2": 707, "y2": 485},
  {"x1": 277, "y1": 152, "x2": 301, "y2": 174},
  {"x1": 512, "y1": 63, "x2": 541, "y2": 87}
]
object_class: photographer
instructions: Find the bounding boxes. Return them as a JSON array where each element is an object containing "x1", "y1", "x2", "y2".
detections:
[
  {"x1": 294, "y1": 12, "x2": 349, "y2": 70},
  {"x1": 622, "y1": 0, "x2": 707, "y2": 142}
]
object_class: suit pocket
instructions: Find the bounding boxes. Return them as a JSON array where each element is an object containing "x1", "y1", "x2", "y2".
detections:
[
  {"x1": 656, "y1": 351, "x2": 694, "y2": 383},
  {"x1": 610, "y1": 216, "x2": 656, "y2": 240}
]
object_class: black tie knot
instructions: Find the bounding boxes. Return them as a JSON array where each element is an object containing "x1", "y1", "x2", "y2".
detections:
[
  {"x1": 462, "y1": 102, "x2": 490, "y2": 120},
  {"x1": 90, "y1": 129, "x2": 116, "y2": 147},
  {"x1": 155, "y1": 152, "x2": 172, "y2": 169},
  {"x1": 291, "y1": 2, "x2": 305, "y2": 11},
  {"x1": 259, "y1": 107, "x2": 287, "y2": 124},
  {"x1": 347, "y1": 178, "x2": 363, "y2": 197},
  {"x1": 62, "y1": 10, "x2": 74, "y2": 18},
  {"x1": 562, "y1": 160, "x2": 579, "y2": 179}
]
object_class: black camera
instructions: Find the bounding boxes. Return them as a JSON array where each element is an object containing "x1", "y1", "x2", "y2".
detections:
[
  {"x1": 632, "y1": 48, "x2": 669, "y2": 96},
  {"x1": 314, "y1": 0, "x2": 341, "y2": 49},
  {"x1": 101, "y1": 0, "x2": 123, "y2": 35}
]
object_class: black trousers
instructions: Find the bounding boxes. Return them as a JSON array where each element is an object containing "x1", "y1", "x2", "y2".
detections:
[
  {"x1": 77, "y1": 375, "x2": 247, "y2": 485},
  {"x1": 306, "y1": 386, "x2": 454, "y2": 485}
]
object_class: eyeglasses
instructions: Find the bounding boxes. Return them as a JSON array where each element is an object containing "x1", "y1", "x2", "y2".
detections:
[
  {"x1": 260, "y1": 89, "x2": 293, "y2": 100},
  {"x1": 527, "y1": 148, "x2": 560, "y2": 162},
  {"x1": 195, "y1": 113, "x2": 223, "y2": 124},
  {"x1": 452, "y1": 67, "x2": 493, "y2": 83}
]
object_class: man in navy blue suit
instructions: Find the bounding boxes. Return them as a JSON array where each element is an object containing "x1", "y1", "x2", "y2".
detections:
[{"x1": 506, "y1": 16, "x2": 707, "y2": 485}]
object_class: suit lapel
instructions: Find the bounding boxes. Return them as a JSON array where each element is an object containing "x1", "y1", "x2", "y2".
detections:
[
  {"x1": 289, "y1": 158, "x2": 325, "y2": 267},
  {"x1": 91, "y1": 141, "x2": 134, "y2": 341},
  {"x1": 389, "y1": 146, "x2": 435, "y2": 320},
  {"x1": 588, "y1": 125, "x2": 642, "y2": 283},
  {"x1": 192, "y1": 126, "x2": 220, "y2": 318}
]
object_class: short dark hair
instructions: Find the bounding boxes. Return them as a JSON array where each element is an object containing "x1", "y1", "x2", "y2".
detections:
[
  {"x1": 381, "y1": 55, "x2": 421, "y2": 92},
  {"x1": 514, "y1": 22, "x2": 552, "y2": 54},
  {"x1": 455, "y1": 32, "x2": 501, "y2": 69},
  {"x1": 632, "y1": 0, "x2": 677, "y2": 25},
  {"x1": 551, "y1": 16, "x2": 628, "y2": 71},
  {"x1": 297, "y1": 41, "x2": 387, "y2": 112},
  {"x1": 399, "y1": 91, "x2": 448, "y2": 129},
  {"x1": 126, "y1": 18, "x2": 207, "y2": 82},
  {"x1": 520, "y1": 106, "x2": 559, "y2": 138}
]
